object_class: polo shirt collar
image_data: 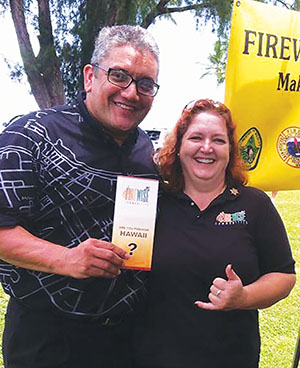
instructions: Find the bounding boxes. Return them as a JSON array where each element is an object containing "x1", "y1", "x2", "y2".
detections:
[
  {"x1": 172, "y1": 185, "x2": 241, "y2": 201},
  {"x1": 168, "y1": 184, "x2": 241, "y2": 212},
  {"x1": 222, "y1": 185, "x2": 241, "y2": 200}
]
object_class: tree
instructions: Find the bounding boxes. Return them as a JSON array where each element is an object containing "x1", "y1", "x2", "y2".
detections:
[
  {"x1": 7, "y1": 0, "x2": 65, "y2": 108},
  {"x1": 1, "y1": 0, "x2": 233, "y2": 109},
  {"x1": 199, "y1": 35, "x2": 227, "y2": 85},
  {"x1": 202, "y1": 0, "x2": 300, "y2": 85}
]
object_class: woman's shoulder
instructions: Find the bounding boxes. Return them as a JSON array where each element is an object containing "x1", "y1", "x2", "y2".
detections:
[
  {"x1": 239, "y1": 185, "x2": 265, "y2": 195},
  {"x1": 239, "y1": 185, "x2": 270, "y2": 200}
]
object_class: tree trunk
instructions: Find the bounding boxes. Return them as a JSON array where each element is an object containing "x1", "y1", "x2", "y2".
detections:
[
  {"x1": 10, "y1": 0, "x2": 65, "y2": 109},
  {"x1": 37, "y1": 0, "x2": 65, "y2": 106}
]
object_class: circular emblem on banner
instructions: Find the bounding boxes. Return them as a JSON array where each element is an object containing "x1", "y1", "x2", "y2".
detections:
[
  {"x1": 239, "y1": 127, "x2": 262, "y2": 170},
  {"x1": 277, "y1": 126, "x2": 300, "y2": 168}
]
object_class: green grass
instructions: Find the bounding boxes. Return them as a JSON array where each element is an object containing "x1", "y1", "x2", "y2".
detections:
[
  {"x1": 0, "y1": 292, "x2": 8, "y2": 368},
  {"x1": 0, "y1": 190, "x2": 299, "y2": 367},
  {"x1": 259, "y1": 190, "x2": 300, "y2": 368}
]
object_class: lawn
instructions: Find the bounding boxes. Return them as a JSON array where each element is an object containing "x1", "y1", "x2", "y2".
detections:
[
  {"x1": 0, "y1": 190, "x2": 299, "y2": 367},
  {"x1": 259, "y1": 190, "x2": 300, "y2": 368}
]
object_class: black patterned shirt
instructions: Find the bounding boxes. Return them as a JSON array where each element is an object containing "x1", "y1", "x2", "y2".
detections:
[{"x1": 0, "y1": 92, "x2": 158, "y2": 319}]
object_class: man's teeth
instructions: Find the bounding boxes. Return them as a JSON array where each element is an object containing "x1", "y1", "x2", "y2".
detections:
[
  {"x1": 195, "y1": 158, "x2": 214, "y2": 164},
  {"x1": 115, "y1": 102, "x2": 134, "y2": 110}
]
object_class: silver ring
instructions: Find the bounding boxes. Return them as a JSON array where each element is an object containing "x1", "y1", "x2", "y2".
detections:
[{"x1": 216, "y1": 289, "x2": 222, "y2": 297}]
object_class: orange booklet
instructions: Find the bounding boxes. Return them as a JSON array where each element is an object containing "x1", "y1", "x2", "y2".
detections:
[{"x1": 112, "y1": 176, "x2": 159, "y2": 270}]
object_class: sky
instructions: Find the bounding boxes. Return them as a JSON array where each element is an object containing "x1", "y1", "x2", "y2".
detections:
[{"x1": 0, "y1": 10, "x2": 225, "y2": 132}]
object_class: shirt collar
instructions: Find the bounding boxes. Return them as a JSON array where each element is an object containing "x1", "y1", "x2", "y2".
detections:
[
  {"x1": 223, "y1": 186, "x2": 241, "y2": 200},
  {"x1": 167, "y1": 185, "x2": 241, "y2": 207}
]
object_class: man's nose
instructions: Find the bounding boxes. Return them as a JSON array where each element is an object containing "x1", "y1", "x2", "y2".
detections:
[{"x1": 120, "y1": 81, "x2": 139, "y2": 100}]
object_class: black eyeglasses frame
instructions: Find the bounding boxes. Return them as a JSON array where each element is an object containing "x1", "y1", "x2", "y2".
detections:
[{"x1": 91, "y1": 63, "x2": 159, "y2": 97}]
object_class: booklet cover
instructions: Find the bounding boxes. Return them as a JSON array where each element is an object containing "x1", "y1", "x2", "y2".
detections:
[{"x1": 112, "y1": 176, "x2": 159, "y2": 270}]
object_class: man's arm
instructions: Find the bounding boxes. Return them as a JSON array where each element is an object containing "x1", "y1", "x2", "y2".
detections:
[{"x1": 0, "y1": 226, "x2": 129, "y2": 278}]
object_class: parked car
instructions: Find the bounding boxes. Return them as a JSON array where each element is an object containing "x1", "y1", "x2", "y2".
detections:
[{"x1": 145, "y1": 128, "x2": 169, "y2": 151}]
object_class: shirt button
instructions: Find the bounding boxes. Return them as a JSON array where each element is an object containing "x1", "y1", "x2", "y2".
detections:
[
  {"x1": 196, "y1": 215, "x2": 200, "y2": 219},
  {"x1": 190, "y1": 202, "x2": 195, "y2": 206}
]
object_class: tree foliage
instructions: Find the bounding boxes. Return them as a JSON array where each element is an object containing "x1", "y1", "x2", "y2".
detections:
[
  {"x1": 203, "y1": 0, "x2": 300, "y2": 85},
  {"x1": 199, "y1": 35, "x2": 228, "y2": 85},
  {"x1": 1, "y1": 0, "x2": 233, "y2": 108}
]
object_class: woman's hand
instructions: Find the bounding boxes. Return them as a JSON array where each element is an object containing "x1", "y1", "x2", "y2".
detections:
[
  {"x1": 194, "y1": 264, "x2": 246, "y2": 311},
  {"x1": 195, "y1": 265, "x2": 296, "y2": 311}
]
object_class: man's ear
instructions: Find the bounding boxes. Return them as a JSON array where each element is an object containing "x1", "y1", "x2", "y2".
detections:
[{"x1": 83, "y1": 64, "x2": 94, "y2": 93}]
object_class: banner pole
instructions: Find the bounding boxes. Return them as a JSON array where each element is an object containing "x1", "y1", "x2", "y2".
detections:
[{"x1": 292, "y1": 328, "x2": 300, "y2": 368}]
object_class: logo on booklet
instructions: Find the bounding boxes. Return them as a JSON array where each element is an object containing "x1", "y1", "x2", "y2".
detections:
[{"x1": 123, "y1": 186, "x2": 150, "y2": 204}]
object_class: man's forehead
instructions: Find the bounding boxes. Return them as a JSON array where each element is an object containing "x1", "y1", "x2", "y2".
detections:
[{"x1": 102, "y1": 45, "x2": 159, "y2": 78}]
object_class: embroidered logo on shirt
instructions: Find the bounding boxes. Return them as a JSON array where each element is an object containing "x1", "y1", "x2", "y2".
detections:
[{"x1": 215, "y1": 210, "x2": 248, "y2": 225}]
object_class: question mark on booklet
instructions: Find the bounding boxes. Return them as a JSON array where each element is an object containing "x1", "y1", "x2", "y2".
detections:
[{"x1": 128, "y1": 242, "x2": 138, "y2": 255}]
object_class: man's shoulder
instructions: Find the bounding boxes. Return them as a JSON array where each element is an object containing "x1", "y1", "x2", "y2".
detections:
[
  {"x1": 133, "y1": 127, "x2": 156, "y2": 156},
  {"x1": 136, "y1": 127, "x2": 153, "y2": 145},
  {"x1": 4, "y1": 102, "x2": 81, "y2": 134}
]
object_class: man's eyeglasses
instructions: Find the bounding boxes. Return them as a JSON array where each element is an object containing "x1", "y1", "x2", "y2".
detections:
[{"x1": 91, "y1": 64, "x2": 159, "y2": 97}]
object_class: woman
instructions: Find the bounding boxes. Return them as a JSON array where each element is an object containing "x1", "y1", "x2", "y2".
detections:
[{"x1": 134, "y1": 99, "x2": 296, "y2": 368}]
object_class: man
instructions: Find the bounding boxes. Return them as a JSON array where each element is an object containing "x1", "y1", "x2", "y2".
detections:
[{"x1": 0, "y1": 25, "x2": 159, "y2": 368}]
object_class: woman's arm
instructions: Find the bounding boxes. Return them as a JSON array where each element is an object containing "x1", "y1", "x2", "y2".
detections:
[{"x1": 195, "y1": 264, "x2": 296, "y2": 311}]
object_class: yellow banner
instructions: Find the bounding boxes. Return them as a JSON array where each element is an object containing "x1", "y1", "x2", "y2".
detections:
[{"x1": 225, "y1": 0, "x2": 300, "y2": 191}]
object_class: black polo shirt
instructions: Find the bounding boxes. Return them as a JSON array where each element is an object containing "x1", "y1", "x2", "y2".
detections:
[
  {"x1": 0, "y1": 92, "x2": 157, "y2": 319},
  {"x1": 134, "y1": 185, "x2": 295, "y2": 368}
]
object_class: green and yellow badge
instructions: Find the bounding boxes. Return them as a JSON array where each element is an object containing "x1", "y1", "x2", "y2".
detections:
[{"x1": 239, "y1": 127, "x2": 262, "y2": 170}]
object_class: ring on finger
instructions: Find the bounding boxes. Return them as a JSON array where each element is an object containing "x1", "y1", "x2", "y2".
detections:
[{"x1": 216, "y1": 289, "x2": 222, "y2": 297}]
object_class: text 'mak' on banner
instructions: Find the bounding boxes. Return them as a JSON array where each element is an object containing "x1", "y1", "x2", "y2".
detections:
[{"x1": 225, "y1": 0, "x2": 300, "y2": 191}]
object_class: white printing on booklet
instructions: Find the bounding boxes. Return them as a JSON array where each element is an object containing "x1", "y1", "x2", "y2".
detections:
[{"x1": 215, "y1": 210, "x2": 248, "y2": 225}]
